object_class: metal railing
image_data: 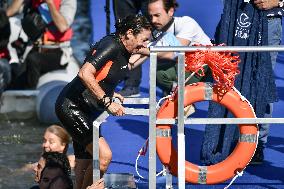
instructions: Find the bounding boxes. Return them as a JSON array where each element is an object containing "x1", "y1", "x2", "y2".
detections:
[
  {"x1": 92, "y1": 45, "x2": 284, "y2": 188},
  {"x1": 148, "y1": 45, "x2": 284, "y2": 189},
  {"x1": 92, "y1": 106, "x2": 149, "y2": 182}
]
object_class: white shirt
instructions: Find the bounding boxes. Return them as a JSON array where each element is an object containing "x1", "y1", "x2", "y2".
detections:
[
  {"x1": 150, "y1": 16, "x2": 211, "y2": 58},
  {"x1": 167, "y1": 16, "x2": 211, "y2": 46}
]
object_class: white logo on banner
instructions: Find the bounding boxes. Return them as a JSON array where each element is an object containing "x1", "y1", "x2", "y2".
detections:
[{"x1": 235, "y1": 13, "x2": 251, "y2": 39}]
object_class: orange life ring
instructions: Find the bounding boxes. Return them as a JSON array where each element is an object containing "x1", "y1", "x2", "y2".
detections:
[{"x1": 156, "y1": 82, "x2": 258, "y2": 184}]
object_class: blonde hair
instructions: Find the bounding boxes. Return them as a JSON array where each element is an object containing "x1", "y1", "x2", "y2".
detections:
[{"x1": 45, "y1": 125, "x2": 71, "y2": 153}]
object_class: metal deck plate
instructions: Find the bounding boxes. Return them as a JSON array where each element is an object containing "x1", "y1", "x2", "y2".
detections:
[{"x1": 104, "y1": 173, "x2": 136, "y2": 189}]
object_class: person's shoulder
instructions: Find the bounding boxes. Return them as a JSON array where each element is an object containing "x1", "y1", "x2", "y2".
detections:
[
  {"x1": 175, "y1": 16, "x2": 197, "y2": 24},
  {"x1": 91, "y1": 34, "x2": 121, "y2": 57},
  {"x1": 99, "y1": 35, "x2": 120, "y2": 47},
  {"x1": 99, "y1": 35, "x2": 114, "y2": 42},
  {"x1": 174, "y1": 16, "x2": 201, "y2": 31}
]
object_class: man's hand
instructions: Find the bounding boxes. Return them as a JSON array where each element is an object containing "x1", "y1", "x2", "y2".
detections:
[
  {"x1": 107, "y1": 102, "x2": 125, "y2": 116},
  {"x1": 6, "y1": 0, "x2": 24, "y2": 17},
  {"x1": 43, "y1": 0, "x2": 69, "y2": 32},
  {"x1": 113, "y1": 92, "x2": 124, "y2": 103},
  {"x1": 136, "y1": 47, "x2": 150, "y2": 56},
  {"x1": 87, "y1": 178, "x2": 105, "y2": 189},
  {"x1": 254, "y1": 0, "x2": 279, "y2": 10}
]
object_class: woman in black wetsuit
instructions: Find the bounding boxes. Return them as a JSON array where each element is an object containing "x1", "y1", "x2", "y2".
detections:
[{"x1": 55, "y1": 14, "x2": 151, "y2": 187}]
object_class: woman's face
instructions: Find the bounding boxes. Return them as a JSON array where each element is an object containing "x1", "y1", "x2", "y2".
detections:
[{"x1": 42, "y1": 131, "x2": 66, "y2": 153}]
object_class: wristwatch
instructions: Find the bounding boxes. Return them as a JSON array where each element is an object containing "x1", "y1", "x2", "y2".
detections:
[{"x1": 279, "y1": 0, "x2": 284, "y2": 8}]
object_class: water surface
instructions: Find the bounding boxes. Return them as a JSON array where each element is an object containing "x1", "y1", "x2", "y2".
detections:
[{"x1": 0, "y1": 119, "x2": 46, "y2": 188}]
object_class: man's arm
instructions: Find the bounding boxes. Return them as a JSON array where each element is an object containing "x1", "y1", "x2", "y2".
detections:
[
  {"x1": 78, "y1": 62, "x2": 106, "y2": 100},
  {"x1": 6, "y1": 0, "x2": 24, "y2": 17},
  {"x1": 78, "y1": 62, "x2": 125, "y2": 116},
  {"x1": 128, "y1": 54, "x2": 148, "y2": 70},
  {"x1": 127, "y1": 37, "x2": 189, "y2": 69},
  {"x1": 138, "y1": 36, "x2": 190, "y2": 59},
  {"x1": 45, "y1": 0, "x2": 73, "y2": 33},
  {"x1": 177, "y1": 37, "x2": 190, "y2": 46},
  {"x1": 153, "y1": 37, "x2": 190, "y2": 60},
  {"x1": 157, "y1": 36, "x2": 190, "y2": 59}
]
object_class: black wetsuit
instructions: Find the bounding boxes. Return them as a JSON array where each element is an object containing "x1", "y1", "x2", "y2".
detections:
[{"x1": 55, "y1": 34, "x2": 131, "y2": 158}]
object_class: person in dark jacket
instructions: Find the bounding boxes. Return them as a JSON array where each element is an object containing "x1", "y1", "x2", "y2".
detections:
[{"x1": 200, "y1": 0, "x2": 278, "y2": 165}]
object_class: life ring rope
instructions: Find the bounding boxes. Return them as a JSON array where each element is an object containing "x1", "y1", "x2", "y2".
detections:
[{"x1": 135, "y1": 137, "x2": 165, "y2": 181}]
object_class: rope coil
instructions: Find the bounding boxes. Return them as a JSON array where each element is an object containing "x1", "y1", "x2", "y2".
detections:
[{"x1": 185, "y1": 44, "x2": 241, "y2": 93}]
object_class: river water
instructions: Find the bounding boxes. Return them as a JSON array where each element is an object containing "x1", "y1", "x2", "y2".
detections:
[
  {"x1": 0, "y1": 1, "x2": 91, "y2": 188},
  {"x1": 0, "y1": 119, "x2": 46, "y2": 188}
]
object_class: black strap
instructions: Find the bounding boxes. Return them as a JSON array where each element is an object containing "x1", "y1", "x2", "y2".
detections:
[
  {"x1": 152, "y1": 17, "x2": 175, "y2": 40},
  {"x1": 161, "y1": 17, "x2": 175, "y2": 33},
  {"x1": 105, "y1": 0, "x2": 110, "y2": 35}
]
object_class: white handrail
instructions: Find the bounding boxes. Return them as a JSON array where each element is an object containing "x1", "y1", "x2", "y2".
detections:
[{"x1": 150, "y1": 45, "x2": 284, "y2": 52}]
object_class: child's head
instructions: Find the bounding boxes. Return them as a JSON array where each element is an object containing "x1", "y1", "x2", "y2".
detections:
[{"x1": 42, "y1": 125, "x2": 71, "y2": 153}]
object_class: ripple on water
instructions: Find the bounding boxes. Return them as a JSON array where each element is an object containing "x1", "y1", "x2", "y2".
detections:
[{"x1": 0, "y1": 119, "x2": 46, "y2": 188}]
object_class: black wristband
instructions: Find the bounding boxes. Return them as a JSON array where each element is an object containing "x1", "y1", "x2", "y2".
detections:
[
  {"x1": 98, "y1": 95, "x2": 106, "y2": 106},
  {"x1": 105, "y1": 100, "x2": 112, "y2": 109},
  {"x1": 98, "y1": 95, "x2": 112, "y2": 109}
]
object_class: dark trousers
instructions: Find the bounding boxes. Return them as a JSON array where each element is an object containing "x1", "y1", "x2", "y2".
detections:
[
  {"x1": 113, "y1": 0, "x2": 148, "y2": 88},
  {"x1": 9, "y1": 47, "x2": 66, "y2": 89},
  {"x1": 156, "y1": 59, "x2": 209, "y2": 95}
]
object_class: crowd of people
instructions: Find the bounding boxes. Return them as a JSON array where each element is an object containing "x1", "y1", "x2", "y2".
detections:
[{"x1": 0, "y1": 0, "x2": 282, "y2": 188}]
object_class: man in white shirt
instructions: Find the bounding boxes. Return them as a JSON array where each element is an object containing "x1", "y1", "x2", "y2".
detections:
[{"x1": 132, "y1": 0, "x2": 212, "y2": 95}]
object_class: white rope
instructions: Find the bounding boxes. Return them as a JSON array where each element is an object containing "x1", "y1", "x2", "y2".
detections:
[
  {"x1": 224, "y1": 170, "x2": 244, "y2": 189},
  {"x1": 156, "y1": 169, "x2": 165, "y2": 177},
  {"x1": 135, "y1": 152, "x2": 144, "y2": 180},
  {"x1": 156, "y1": 95, "x2": 171, "y2": 109},
  {"x1": 135, "y1": 140, "x2": 165, "y2": 181},
  {"x1": 223, "y1": 130, "x2": 259, "y2": 189}
]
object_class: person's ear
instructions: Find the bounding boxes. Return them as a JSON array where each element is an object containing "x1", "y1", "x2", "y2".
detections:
[
  {"x1": 126, "y1": 29, "x2": 134, "y2": 39},
  {"x1": 168, "y1": 7, "x2": 174, "y2": 17}
]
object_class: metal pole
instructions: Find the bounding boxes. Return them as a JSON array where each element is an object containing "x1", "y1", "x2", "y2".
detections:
[
  {"x1": 177, "y1": 53, "x2": 185, "y2": 189},
  {"x1": 92, "y1": 111, "x2": 109, "y2": 182},
  {"x1": 149, "y1": 52, "x2": 157, "y2": 189},
  {"x1": 156, "y1": 118, "x2": 284, "y2": 125},
  {"x1": 151, "y1": 45, "x2": 284, "y2": 52},
  {"x1": 123, "y1": 98, "x2": 149, "y2": 104},
  {"x1": 165, "y1": 166, "x2": 173, "y2": 189}
]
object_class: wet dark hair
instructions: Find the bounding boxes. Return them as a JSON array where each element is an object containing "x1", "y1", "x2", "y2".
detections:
[
  {"x1": 115, "y1": 14, "x2": 152, "y2": 36},
  {"x1": 42, "y1": 152, "x2": 71, "y2": 177},
  {"x1": 149, "y1": 0, "x2": 179, "y2": 12},
  {"x1": 40, "y1": 162, "x2": 65, "y2": 180},
  {"x1": 48, "y1": 175, "x2": 73, "y2": 189},
  {"x1": 0, "y1": 8, "x2": 10, "y2": 49}
]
